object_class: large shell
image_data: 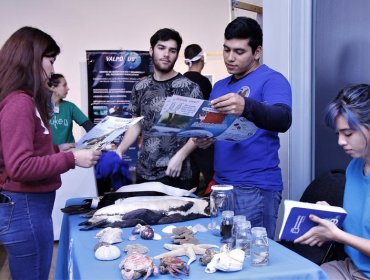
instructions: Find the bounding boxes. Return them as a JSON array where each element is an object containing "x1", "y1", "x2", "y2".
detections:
[
  {"x1": 95, "y1": 244, "x2": 121, "y2": 261},
  {"x1": 205, "y1": 249, "x2": 245, "y2": 273},
  {"x1": 96, "y1": 227, "x2": 123, "y2": 244}
]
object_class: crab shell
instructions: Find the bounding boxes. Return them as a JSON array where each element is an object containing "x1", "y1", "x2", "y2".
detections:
[
  {"x1": 119, "y1": 253, "x2": 158, "y2": 280},
  {"x1": 159, "y1": 256, "x2": 188, "y2": 276}
]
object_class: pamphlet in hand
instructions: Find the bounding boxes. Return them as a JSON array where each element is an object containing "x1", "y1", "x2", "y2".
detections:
[
  {"x1": 76, "y1": 116, "x2": 143, "y2": 150},
  {"x1": 278, "y1": 200, "x2": 347, "y2": 241},
  {"x1": 149, "y1": 95, "x2": 258, "y2": 141}
]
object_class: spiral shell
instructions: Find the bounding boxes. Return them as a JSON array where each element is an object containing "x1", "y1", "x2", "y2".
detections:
[
  {"x1": 140, "y1": 225, "x2": 154, "y2": 240},
  {"x1": 132, "y1": 224, "x2": 143, "y2": 235}
]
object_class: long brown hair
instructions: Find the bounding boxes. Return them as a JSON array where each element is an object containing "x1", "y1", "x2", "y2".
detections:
[{"x1": 0, "y1": 26, "x2": 60, "y2": 123}]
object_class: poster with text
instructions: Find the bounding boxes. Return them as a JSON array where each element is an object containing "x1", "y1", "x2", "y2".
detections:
[{"x1": 86, "y1": 50, "x2": 152, "y2": 170}]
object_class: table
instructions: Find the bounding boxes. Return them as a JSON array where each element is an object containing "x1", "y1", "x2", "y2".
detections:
[{"x1": 55, "y1": 198, "x2": 329, "y2": 280}]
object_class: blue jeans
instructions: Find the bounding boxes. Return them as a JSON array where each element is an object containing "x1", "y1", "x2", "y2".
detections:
[
  {"x1": 233, "y1": 186, "x2": 282, "y2": 239},
  {"x1": 0, "y1": 191, "x2": 55, "y2": 280}
]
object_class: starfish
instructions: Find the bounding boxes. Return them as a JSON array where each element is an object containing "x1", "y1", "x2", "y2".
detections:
[{"x1": 154, "y1": 243, "x2": 219, "y2": 266}]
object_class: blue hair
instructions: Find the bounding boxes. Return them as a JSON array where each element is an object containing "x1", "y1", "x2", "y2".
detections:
[{"x1": 325, "y1": 84, "x2": 370, "y2": 132}]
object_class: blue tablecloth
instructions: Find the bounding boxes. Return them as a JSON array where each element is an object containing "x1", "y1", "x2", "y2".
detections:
[{"x1": 55, "y1": 198, "x2": 329, "y2": 280}]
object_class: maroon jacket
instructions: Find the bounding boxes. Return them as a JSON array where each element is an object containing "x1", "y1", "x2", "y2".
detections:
[{"x1": 0, "y1": 91, "x2": 75, "y2": 192}]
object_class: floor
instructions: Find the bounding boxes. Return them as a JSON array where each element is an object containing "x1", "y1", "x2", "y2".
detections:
[{"x1": 0, "y1": 243, "x2": 59, "y2": 280}]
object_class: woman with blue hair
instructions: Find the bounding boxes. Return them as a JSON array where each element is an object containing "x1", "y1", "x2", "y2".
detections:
[{"x1": 295, "y1": 84, "x2": 370, "y2": 279}]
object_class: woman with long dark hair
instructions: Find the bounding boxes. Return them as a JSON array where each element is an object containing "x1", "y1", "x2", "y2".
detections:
[{"x1": 0, "y1": 26, "x2": 101, "y2": 280}]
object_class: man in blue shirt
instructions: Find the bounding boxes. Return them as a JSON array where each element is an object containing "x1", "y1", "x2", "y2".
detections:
[{"x1": 195, "y1": 17, "x2": 292, "y2": 239}]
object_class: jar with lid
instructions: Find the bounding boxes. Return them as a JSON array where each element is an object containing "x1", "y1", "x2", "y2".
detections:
[
  {"x1": 220, "y1": 210, "x2": 234, "y2": 243},
  {"x1": 209, "y1": 185, "x2": 234, "y2": 237},
  {"x1": 231, "y1": 215, "x2": 246, "y2": 247},
  {"x1": 234, "y1": 220, "x2": 252, "y2": 257},
  {"x1": 251, "y1": 227, "x2": 269, "y2": 266}
]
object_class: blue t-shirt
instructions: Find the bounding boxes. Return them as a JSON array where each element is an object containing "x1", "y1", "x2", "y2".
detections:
[
  {"x1": 210, "y1": 64, "x2": 292, "y2": 190},
  {"x1": 343, "y1": 158, "x2": 370, "y2": 277}
]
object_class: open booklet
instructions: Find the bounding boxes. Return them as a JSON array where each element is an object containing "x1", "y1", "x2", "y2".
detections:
[
  {"x1": 149, "y1": 95, "x2": 258, "y2": 141},
  {"x1": 278, "y1": 200, "x2": 347, "y2": 241},
  {"x1": 76, "y1": 116, "x2": 143, "y2": 150}
]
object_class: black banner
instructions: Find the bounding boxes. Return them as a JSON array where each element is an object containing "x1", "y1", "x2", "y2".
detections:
[{"x1": 86, "y1": 50, "x2": 152, "y2": 170}]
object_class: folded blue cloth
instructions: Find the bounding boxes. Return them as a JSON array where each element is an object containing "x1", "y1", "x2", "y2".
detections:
[{"x1": 95, "y1": 151, "x2": 132, "y2": 190}]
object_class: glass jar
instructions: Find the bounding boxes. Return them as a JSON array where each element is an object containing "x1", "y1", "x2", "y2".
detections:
[
  {"x1": 220, "y1": 210, "x2": 234, "y2": 243},
  {"x1": 231, "y1": 215, "x2": 247, "y2": 247},
  {"x1": 251, "y1": 227, "x2": 269, "y2": 266},
  {"x1": 209, "y1": 185, "x2": 234, "y2": 236},
  {"x1": 234, "y1": 220, "x2": 252, "y2": 258}
]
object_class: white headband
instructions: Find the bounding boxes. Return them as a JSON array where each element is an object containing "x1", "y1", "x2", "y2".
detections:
[{"x1": 184, "y1": 51, "x2": 206, "y2": 67}]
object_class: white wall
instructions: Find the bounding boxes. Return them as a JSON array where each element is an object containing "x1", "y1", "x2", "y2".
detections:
[
  {"x1": 264, "y1": 0, "x2": 313, "y2": 200},
  {"x1": 0, "y1": 0, "x2": 231, "y2": 138},
  {"x1": 263, "y1": 0, "x2": 313, "y2": 238}
]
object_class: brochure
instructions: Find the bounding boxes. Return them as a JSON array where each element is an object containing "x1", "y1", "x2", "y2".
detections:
[
  {"x1": 149, "y1": 95, "x2": 258, "y2": 141},
  {"x1": 76, "y1": 116, "x2": 143, "y2": 150},
  {"x1": 278, "y1": 200, "x2": 347, "y2": 241}
]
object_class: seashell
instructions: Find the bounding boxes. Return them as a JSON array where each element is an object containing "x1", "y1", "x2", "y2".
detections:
[
  {"x1": 220, "y1": 243, "x2": 230, "y2": 253},
  {"x1": 124, "y1": 244, "x2": 149, "y2": 254},
  {"x1": 140, "y1": 225, "x2": 154, "y2": 240},
  {"x1": 95, "y1": 244, "x2": 121, "y2": 261},
  {"x1": 192, "y1": 223, "x2": 208, "y2": 233},
  {"x1": 128, "y1": 235, "x2": 137, "y2": 241},
  {"x1": 132, "y1": 224, "x2": 144, "y2": 235},
  {"x1": 162, "y1": 225, "x2": 176, "y2": 234},
  {"x1": 229, "y1": 248, "x2": 245, "y2": 263},
  {"x1": 96, "y1": 227, "x2": 123, "y2": 244},
  {"x1": 94, "y1": 241, "x2": 110, "y2": 252},
  {"x1": 205, "y1": 249, "x2": 245, "y2": 273},
  {"x1": 95, "y1": 227, "x2": 111, "y2": 238},
  {"x1": 199, "y1": 248, "x2": 218, "y2": 266},
  {"x1": 153, "y1": 233, "x2": 162, "y2": 240}
]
